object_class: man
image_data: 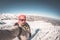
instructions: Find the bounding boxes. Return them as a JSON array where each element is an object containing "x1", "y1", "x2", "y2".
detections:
[
  {"x1": 15, "y1": 14, "x2": 31, "y2": 40},
  {"x1": 0, "y1": 14, "x2": 31, "y2": 40}
]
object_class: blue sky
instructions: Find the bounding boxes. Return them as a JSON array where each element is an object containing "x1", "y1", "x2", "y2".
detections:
[{"x1": 0, "y1": 0, "x2": 60, "y2": 19}]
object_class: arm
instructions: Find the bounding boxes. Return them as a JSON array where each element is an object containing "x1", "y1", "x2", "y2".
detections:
[
  {"x1": 8, "y1": 25, "x2": 19, "y2": 36},
  {"x1": 0, "y1": 26, "x2": 19, "y2": 40}
]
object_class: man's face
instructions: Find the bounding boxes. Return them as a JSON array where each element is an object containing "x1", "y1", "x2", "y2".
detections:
[{"x1": 18, "y1": 16, "x2": 26, "y2": 25}]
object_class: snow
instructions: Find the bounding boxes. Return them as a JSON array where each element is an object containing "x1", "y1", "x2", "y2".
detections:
[
  {"x1": 0, "y1": 20, "x2": 60, "y2": 40},
  {"x1": 0, "y1": 14, "x2": 60, "y2": 40}
]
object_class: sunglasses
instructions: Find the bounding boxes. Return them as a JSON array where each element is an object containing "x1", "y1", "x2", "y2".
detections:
[{"x1": 19, "y1": 19, "x2": 26, "y2": 21}]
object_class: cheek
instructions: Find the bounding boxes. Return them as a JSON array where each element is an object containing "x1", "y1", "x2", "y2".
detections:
[
  {"x1": 18, "y1": 20, "x2": 20, "y2": 23},
  {"x1": 18, "y1": 20, "x2": 21, "y2": 23}
]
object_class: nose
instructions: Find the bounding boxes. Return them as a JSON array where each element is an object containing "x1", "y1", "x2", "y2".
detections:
[{"x1": 22, "y1": 21, "x2": 25, "y2": 22}]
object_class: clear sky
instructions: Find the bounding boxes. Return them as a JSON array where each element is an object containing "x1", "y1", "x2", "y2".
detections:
[{"x1": 0, "y1": 0, "x2": 60, "y2": 19}]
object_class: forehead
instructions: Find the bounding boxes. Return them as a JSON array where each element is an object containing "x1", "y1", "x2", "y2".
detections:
[
  {"x1": 18, "y1": 15, "x2": 26, "y2": 19},
  {"x1": 20, "y1": 16, "x2": 26, "y2": 19}
]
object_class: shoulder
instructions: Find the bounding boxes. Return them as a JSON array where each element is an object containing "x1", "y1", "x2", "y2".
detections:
[
  {"x1": 25, "y1": 22, "x2": 30, "y2": 27},
  {"x1": 14, "y1": 22, "x2": 19, "y2": 26},
  {"x1": 24, "y1": 22, "x2": 30, "y2": 29}
]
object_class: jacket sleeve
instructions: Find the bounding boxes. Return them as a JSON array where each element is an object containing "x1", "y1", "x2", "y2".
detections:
[{"x1": 0, "y1": 24, "x2": 19, "y2": 40}]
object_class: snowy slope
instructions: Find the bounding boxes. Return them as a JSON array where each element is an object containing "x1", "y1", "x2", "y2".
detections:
[{"x1": 0, "y1": 14, "x2": 60, "y2": 40}]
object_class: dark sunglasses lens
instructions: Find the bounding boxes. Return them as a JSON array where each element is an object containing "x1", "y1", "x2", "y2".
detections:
[{"x1": 19, "y1": 19, "x2": 26, "y2": 21}]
